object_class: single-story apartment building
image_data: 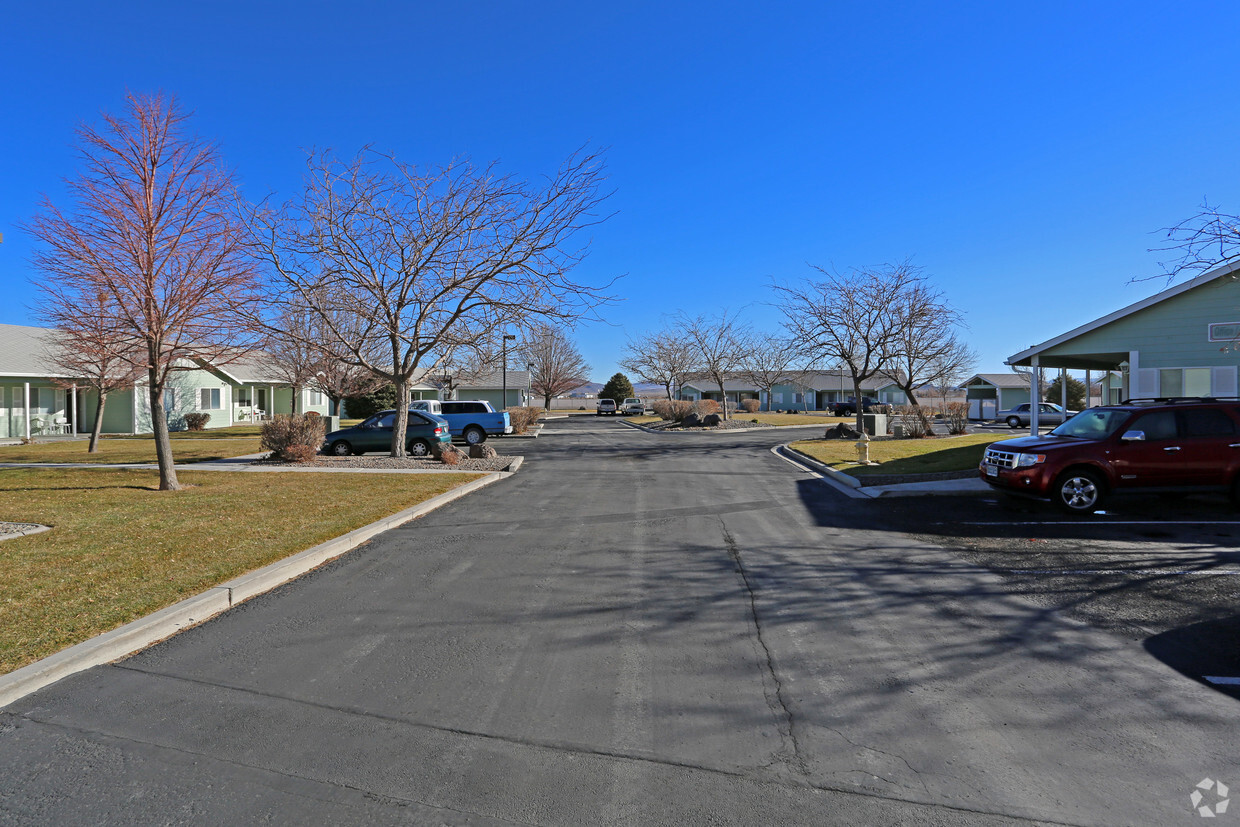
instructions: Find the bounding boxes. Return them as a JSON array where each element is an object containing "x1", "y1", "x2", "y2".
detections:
[
  {"x1": 0, "y1": 322, "x2": 331, "y2": 438},
  {"x1": 1005, "y1": 260, "x2": 1240, "y2": 428},
  {"x1": 961, "y1": 373, "x2": 1032, "y2": 421},
  {"x1": 679, "y1": 371, "x2": 909, "y2": 411}
]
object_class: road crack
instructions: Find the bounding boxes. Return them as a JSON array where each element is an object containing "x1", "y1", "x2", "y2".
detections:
[{"x1": 720, "y1": 519, "x2": 808, "y2": 777}]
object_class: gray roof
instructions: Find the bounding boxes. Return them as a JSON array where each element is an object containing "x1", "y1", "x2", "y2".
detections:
[
  {"x1": 210, "y1": 353, "x2": 288, "y2": 385},
  {"x1": 0, "y1": 323, "x2": 73, "y2": 378},
  {"x1": 455, "y1": 370, "x2": 531, "y2": 390},
  {"x1": 964, "y1": 373, "x2": 1030, "y2": 389}
]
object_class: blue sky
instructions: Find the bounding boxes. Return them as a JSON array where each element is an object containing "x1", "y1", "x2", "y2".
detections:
[{"x1": 4, "y1": 2, "x2": 1240, "y2": 383}]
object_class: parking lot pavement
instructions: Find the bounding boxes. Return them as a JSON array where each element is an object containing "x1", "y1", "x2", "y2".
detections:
[{"x1": 876, "y1": 490, "x2": 1240, "y2": 700}]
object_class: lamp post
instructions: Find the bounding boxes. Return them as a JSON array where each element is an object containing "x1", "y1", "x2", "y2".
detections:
[{"x1": 502, "y1": 334, "x2": 516, "y2": 409}]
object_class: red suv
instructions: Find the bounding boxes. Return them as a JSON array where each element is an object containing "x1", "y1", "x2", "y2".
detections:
[{"x1": 979, "y1": 398, "x2": 1240, "y2": 513}]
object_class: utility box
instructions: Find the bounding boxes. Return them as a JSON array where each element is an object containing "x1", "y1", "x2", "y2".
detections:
[
  {"x1": 862, "y1": 412, "x2": 888, "y2": 436},
  {"x1": 319, "y1": 415, "x2": 340, "y2": 434}
]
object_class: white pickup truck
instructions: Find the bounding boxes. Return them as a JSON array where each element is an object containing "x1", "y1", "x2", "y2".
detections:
[{"x1": 621, "y1": 398, "x2": 647, "y2": 415}]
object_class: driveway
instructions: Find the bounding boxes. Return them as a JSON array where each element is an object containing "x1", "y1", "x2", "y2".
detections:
[{"x1": 0, "y1": 418, "x2": 1235, "y2": 824}]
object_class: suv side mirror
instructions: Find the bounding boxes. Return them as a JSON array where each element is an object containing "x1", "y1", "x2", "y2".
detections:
[{"x1": 1120, "y1": 430, "x2": 1145, "y2": 442}]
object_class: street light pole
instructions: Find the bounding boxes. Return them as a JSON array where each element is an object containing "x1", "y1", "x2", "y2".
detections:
[{"x1": 502, "y1": 334, "x2": 516, "y2": 409}]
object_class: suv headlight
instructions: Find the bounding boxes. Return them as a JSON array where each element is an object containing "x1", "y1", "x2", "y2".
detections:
[{"x1": 1016, "y1": 453, "x2": 1046, "y2": 467}]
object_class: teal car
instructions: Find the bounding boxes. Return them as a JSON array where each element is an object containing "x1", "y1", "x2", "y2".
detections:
[{"x1": 323, "y1": 409, "x2": 451, "y2": 457}]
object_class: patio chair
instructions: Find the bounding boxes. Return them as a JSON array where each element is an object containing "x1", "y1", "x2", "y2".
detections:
[{"x1": 53, "y1": 415, "x2": 70, "y2": 434}]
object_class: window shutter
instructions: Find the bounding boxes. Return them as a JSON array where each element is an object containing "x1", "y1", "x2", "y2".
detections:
[
  {"x1": 1134, "y1": 368, "x2": 1159, "y2": 398},
  {"x1": 1212, "y1": 366, "x2": 1238, "y2": 397}
]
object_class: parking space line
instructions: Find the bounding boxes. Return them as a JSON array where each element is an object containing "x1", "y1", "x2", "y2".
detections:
[
  {"x1": 1005, "y1": 569, "x2": 1240, "y2": 576},
  {"x1": 1204, "y1": 676, "x2": 1240, "y2": 685},
  {"x1": 948, "y1": 521, "x2": 1240, "y2": 526}
]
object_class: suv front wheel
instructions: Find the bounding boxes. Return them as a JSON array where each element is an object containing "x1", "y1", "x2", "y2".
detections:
[{"x1": 1053, "y1": 469, "x2": 1105, "y2": 514}]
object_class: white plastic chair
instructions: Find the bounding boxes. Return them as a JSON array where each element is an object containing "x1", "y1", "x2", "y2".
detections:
[{"x1": 53, "y1": 415, "x2": 69, "y2": 434}]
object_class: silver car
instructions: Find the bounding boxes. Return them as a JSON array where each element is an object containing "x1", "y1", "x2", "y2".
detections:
[{"x1": 997, "y1": 402, "x2": 1078, "y2": 429}]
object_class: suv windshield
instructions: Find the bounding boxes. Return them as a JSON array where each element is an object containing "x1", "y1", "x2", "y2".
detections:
[{"x1": 1048, "y1": 408, "x2": 1130, "y2": 439}]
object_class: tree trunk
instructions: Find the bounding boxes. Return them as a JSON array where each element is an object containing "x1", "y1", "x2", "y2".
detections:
[
  {"x1": 390, "y1": 374, "x2": 408, "y2": 457},
  {"x1": 148, "y1": 377, "x2": 181, "y2": 491},
  {"x1": 716, "y1": 378, "x2": 729, "y2": 420},
  {"x1": 852, "y1": 378, "x2": 864, "y2": 434},
  {"x1": 290, "y1": 384, "x2": 299, "y2": 415},
  {"x1": 544, "y1": 392, "x2": 553, "y2": 410},
  {"x1": 88, "y1": 390, "x2": 107, "y2": 453}
]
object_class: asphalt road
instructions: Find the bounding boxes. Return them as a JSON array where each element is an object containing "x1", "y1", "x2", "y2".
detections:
[{"x1": 1, "y1": 417, "x2": 1236, "y2": 825}]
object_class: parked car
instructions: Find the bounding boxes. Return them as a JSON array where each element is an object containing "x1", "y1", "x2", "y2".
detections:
[
  {"x1": 596, "y1": 398, "x2": 618, "y2": 416},
  {"x1": 409, "y1": 399, "x2": 513, "y2": 444},
  {"x1": 323, "y1": 409, "x2": 451, "y2": 457},
  {"x1": 832, "y1": 397, "x2": 880, "y2": 416},
  {"x1": 996, "y1": 402, "x2": 1078, "y2": 429},
  {"x1": 979, "y1": 398, "x2": 1240, "y2": 513},
  {"x1": 621, "y1": 397, "x2": 647, "y2": 415}
]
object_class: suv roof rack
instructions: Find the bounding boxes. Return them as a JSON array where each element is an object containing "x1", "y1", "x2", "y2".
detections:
[{"x1": 1119, "y1": 396, "x2": 1240, "y2": 405}]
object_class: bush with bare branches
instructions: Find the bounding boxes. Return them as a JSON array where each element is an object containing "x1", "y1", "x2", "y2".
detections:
[
  {"x1": 944, "y1": 401, "x2": 970, "y2": 435},
  {"x1": 261, "y1": 414, "x2": 326, "y2": 462},
  {"x1": 894, "y1": 405, "x2": 932, "y2": 438},
  {"x1": 693, "y1": 399, "x2": 721, "y2": 417},
  {"x1": 183, "y1": 413, "x2": 211, "y2": 431},
  {"x1": 652, "y1": 399, "x2": 693, "y2": 422},
  {"x1": 740, "y1": 399, "x2": 761, "y2": 413},
  {"x1": 505, "y1": 406, "x2": 542, "y2": 435}
]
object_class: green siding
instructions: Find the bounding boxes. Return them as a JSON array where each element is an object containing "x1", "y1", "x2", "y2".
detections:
[{"x1": 1042, "y1": 277, "x2": 1240, "y2": 370}]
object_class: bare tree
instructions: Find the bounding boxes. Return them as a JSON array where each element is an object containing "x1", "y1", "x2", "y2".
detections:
[
  {"x1": 265, "y1": 305, "x2": 323, "y2": 415},
  {"x1": 675, "y1": 310, "x2": 750, "y2": 420},
  {"x1": 1154, "y1": 200, "x2": 1240, "y2": 280},
  {"x1": 25, "y1": 92, "x2": 258, "y2": 489},
  {"x1": 885, "y1": 277, "x2": 976, "y2": 406},
  {"x1": 619, "y1": 329, "x2": 696, "y2": 400},
  {"x1": 735, "y1": 332, "x2": 800, "y2": 411},
  {"x1": 36, "y1": 288, "x2": 143, "y2": 452},
  {"x1": 774, "y1": 263, "x2": 918, "y2": 432},
  {"x1": 520, "y1": 323, "x2": 591, "y2": 409},
  {"x1": 247, "y1": 147, "x2": 613, "y2": 456}
]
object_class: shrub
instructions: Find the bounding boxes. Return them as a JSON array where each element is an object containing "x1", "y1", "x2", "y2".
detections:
[
  {"x1": 599, "y1": 372, "x2": 636, "y2": 403},
  {"x1": 505, "y1": 406, "x2": 542, "y2": 435},
  {"x1": 651, "y1": 399, "x2": 693, "y2": 422},
  {"x1": 693, "y1": 399, "x2": 721, "y2": 417},
  {"x1": 741, "y1": 399, "x2": 761, "y2": 413},
  {"x1": 893, "y1": 405, "x2": 932, "y2": 438},
  {"x1": 944, "y1": 401, "x2": 970, "y2": 435},
  {"x1": 343, "y1": 385, "x2": 397, "y2": 419},
  {"x1": 183, "y1": 412, "x2": 211, "y2": 431},
  {"x1": 260, "y1": 414, "x2": 326, "y2": 462}
]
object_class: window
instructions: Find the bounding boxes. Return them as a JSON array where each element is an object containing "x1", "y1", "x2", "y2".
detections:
[
  {"x1": 375, "y1": 413, "x2": 397, "y2": 428},
  {"x1": 1159, "y1": 369, "x2": 1183, "y2": 397},
  {"x1": 1133, "y1": 411, "x2": 1176, "y2": 441},
  {"x1": 773, "y1": 392, "x2": 783, "y2": 404},
  {"x1": 199, "y1": 388, "x2": 221, "y2": 410},
  {"x1": 308, "y1": 390, "x2": 325, "y2": 406},
  {"x1": 237, "y1": 388, "x2": 251, "y2": 405},
  {"x1": 1181, "y1": 409, "x2": 1236, "y2": 437}
]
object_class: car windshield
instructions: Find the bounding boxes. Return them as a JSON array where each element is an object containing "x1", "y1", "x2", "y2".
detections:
[{"x1": 1048, "y1": 409, "x2": 1130, "y2": 439}]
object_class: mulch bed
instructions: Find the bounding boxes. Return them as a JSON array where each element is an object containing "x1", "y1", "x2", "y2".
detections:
[
  {"x1": 259, "y1": 454, "x2": 515, "y2": 472},
  {"x1": 641, "y1": 419, "x2": 777, "y2": 432}
]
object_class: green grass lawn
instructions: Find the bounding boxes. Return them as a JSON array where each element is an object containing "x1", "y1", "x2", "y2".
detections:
[
  {"x1": 0, "y1": 467, "x2": 479, "y2": 674},
  {"x1": 789, "y1": 433, "x2": 1010, "y2": 477},
  {"x1": 107, "y1": 423, "x2": 265, "y2": 440},
  {"x1": 0, "y1": 438, "x2": 264, "y2": 464}
]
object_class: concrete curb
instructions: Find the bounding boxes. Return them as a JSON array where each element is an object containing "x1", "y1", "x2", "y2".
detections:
[
  {"x1": 0, "y1": 472, "x2": 508, "y2": 709},
  {"x1": 774, "y1": 444, "x2": 992, "y2": 499}
]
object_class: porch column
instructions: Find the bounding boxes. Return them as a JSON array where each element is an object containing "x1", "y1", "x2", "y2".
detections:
[
  {"x1": 250, "y1": 385, "x2": 256, "y2": 421},
  {"x1": 1029, "y1": 356, "x2": 1040, "y2": 434},
  {"x1": 23, "y1": 382, "x2": 30, "y2": 440},
  {"x1": 70, "y1": 385, "x2": 77, "y2": 434},
  {"x1": 269, "y1": 386, "x2": 275, "y2": 418},
  {"x1": 1085, "y1": 370, "x2": 1091, "y2": 408},
  {"x1": 1060, "y1": 368, "x2": 1068, "y2": 411}
]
